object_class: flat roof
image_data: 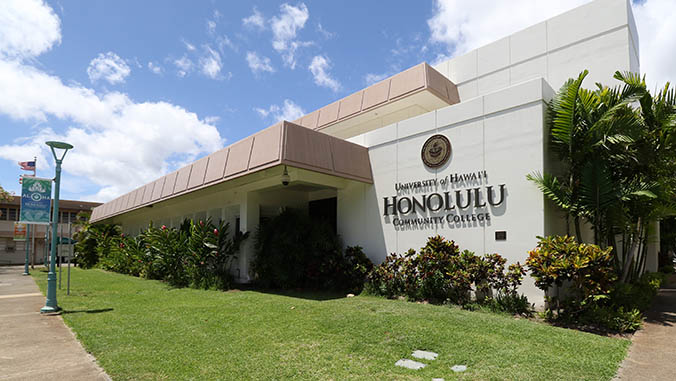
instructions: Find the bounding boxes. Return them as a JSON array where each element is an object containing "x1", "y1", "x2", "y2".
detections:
[
  {"x1": 91, "y1": 121, "x2": 372, "y2": 223},
  {"x1": 0, "y1": 198, "x2": 101, "y2": 210}
]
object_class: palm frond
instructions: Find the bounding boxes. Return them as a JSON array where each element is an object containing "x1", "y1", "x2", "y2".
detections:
[
  {"x1": 526, "y1": 171, "x2": 573, "y2": 211},
  {"x1": 551, "y1": 70, "x2": 589, "y2": 146}
]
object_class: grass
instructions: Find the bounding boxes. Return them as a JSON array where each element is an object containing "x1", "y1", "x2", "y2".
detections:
[{"x1": 32, "y1": 268, "x2": 629, "y2": 380}]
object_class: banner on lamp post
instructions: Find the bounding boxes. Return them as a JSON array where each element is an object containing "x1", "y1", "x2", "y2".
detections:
[
  {"x1": 14, "y1": 222, "x2": 27, "y2": 241},
  {"x1": 19, "y1": 177, "x2": 52, "y2": 225}
]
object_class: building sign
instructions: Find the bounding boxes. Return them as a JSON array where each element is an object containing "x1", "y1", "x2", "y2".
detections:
[
  {"x1": 19, "y1": 177, "x2": 52, "y2": 224},
  {"x1": 421, "y1": 134, "x2": 451, "y2": 168},
  {"x1": 383, "y1": 170, "x2": 506, "y2": 228},
  {"x1": 13, "y1": 222, "x2": 26, "y2": 241}
]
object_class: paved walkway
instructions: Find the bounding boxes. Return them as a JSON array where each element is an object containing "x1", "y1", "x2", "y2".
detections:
[
  {"x1": 0, "y1": 266, "x2": 109, "y2": 381},
  {"x1": 616, "y1": 273, "x2": 676, "y2": 380}
]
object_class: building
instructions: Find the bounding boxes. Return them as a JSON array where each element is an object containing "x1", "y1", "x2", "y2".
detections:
[
  {"x1": 90, "y1": 0, "x2": 655, "y2": 305},
  {"x1": 0, "y1": 197, "x2": 101, "y2": 265}
]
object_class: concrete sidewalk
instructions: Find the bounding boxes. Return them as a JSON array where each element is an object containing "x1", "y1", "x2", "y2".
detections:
[
  {"x1": 616, "y1": 273, "x2": 676, "y2": 380},
  {"x1": 0, "y1": 266, "x2": 109, "y2": 381}
]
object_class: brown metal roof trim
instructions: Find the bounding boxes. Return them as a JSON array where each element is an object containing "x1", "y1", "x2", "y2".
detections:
[
  {"x1": 90, "y1": 121, "x2": 373, "y2": 223},
  {"x1": 293, "y1": 62, "x2": 459, "y2": 131}
]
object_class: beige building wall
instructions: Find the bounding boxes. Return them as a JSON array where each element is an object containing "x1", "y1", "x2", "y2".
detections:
[{"x1": 433, "y1": 0, "x2": 639, "y2": 101}]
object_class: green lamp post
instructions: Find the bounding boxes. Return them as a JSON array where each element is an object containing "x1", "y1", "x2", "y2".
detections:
[
  {"x1": 22, "y1": 224, "x2": 30, "y2": 275},
  {"x1": 41, "y1": 141, "x2": 73, "y2": 314}
]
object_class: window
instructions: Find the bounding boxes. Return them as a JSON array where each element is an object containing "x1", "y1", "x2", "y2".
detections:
[
  {"x1": 8, "y1": 208, "x2": 17, "y2": 221},
  {"x1": 0, "y1": 208, "x2": 7, "y2": 221}
]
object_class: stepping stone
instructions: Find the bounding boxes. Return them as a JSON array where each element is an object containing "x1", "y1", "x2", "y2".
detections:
[
  {"x1": 395, "y1": 359, "x2": 427, "y2": 370},
  {"x1": 432, "y1": 378, "x2": 445, "y2": 381},
  {"x1": 412, "y1": 350, "x2": 438, "y2": 360},
  {"x1": 451, "y1": 365, "x2": 467, "y2": 372}
]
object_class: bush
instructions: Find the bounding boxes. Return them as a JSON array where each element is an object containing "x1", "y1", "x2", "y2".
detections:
[
  {"x1": 340, "y1": 246, "x2": 374, "y2": 294},
  {"x1": 251, "y1": 208, "x2": 372, "y2": 292},
  {"x1": 659, "y1": 264, "x2": 674, "y2": 274},
  {"x1": 526, "y1": 235, "x2": 616, "y2": 310},
  {"x1": 96, "y1": 218, "x2": 245, "y2": 291},
  {"x1": 74, "y1": 223, "x2": 120, "y2": 269},
  {"x1": 527, "y1": 235, "x2": 667, "y2": 333},
  {"x1": 366, "y1": 235, "x2": 529, "y2": 313},
  {"x1": 363, "y1": 252, "x2": 409, "y2": 298},
  {"x1": 579, "y1": 305, "x2": 643, "y2": 333}
]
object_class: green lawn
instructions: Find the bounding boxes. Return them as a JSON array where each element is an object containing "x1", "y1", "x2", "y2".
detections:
[{"x1": 32, "y1": 268, "x2": 629, "y2": 380}]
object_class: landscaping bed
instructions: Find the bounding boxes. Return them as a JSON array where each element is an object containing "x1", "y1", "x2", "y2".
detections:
[{"x1": 33, "y1": 268, "x2": 628, "y2": 380}]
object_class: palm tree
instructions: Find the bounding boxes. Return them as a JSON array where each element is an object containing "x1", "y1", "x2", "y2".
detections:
[{"x1": 529, "y1": 70, "x2": 676, "y2": 282}]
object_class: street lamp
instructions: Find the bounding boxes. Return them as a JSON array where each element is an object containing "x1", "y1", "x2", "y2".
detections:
[{"x1": 41, "y1": 141, "x2": 73, "y2": 314}]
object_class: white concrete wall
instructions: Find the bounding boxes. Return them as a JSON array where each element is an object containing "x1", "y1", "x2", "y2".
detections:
[
  {"x1": 433, "y1": 0, "x2": 639, "y2": 101},
  {"x1": 340, "y1": 78, "x2": 554, "y2": 305}
]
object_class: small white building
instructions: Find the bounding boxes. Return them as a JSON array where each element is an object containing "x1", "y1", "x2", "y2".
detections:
[{"x1": 91, "y1": 0, "x2": 653, "y2": 305}]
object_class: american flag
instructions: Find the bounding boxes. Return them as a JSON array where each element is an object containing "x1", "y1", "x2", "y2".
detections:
[{"x1": 18, "y1": 161, "x2": 36, "y2": 171}]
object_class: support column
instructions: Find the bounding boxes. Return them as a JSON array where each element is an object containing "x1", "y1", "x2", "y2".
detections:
[
  {"x1": 645, "y1": 220, "x2": 660, "y2": 273},
  {"x1": 237, "y1": 191, "x2": 259, "y2": 283}
]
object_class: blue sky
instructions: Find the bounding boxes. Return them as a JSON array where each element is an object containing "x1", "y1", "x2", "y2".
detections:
[{"x1": 0, "y1": 0, "x2": 673, "y2": 202}]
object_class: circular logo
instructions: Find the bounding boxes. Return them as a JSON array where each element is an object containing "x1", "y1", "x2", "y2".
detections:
[
  {"x1": 421, "y1": 134, "x2": 451, "y2": 168},
  {"x1": 31, "y1": 193, "x2": 42, "y2": 202}
]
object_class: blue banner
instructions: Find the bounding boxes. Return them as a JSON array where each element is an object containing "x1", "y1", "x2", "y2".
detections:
[{"x1": 20, "y1": 177, "x2": 52, "y2": 224}]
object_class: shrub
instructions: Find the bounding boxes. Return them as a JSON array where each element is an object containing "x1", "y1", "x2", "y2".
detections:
[
  {"x1": 95, "y1": 218, "x2": 245, "y2": 291},
  {"x1": 339, "y1": 246, "x2": 374, "y2": 294},
  {"x1": 99, "y1": 233, "x2": 144, "y2": 277},
  {"x1": 659, "y1": 264, "x2": 674, "y2": 274},
  {"x1": 74, "y1": 223, "x2": 120, "y2": 269},
  {"x1": 366, "y1": 235, "x2": 529, "y2": 312},
  {"x1": 527, "y1": 235, "x2": 668, "y2": 333},
  {"x1": 364, "y1": 252, "x2": 410, "y2": 298},
  {"x1": 526, "y1": 235, "x2": 616, "y2": 310},
  {"x1": 252, "y1": 208, "x2": 372, "y2": 292},
  {"x1": 579, "y1": 305, "x2": 643, "y2": 333}
]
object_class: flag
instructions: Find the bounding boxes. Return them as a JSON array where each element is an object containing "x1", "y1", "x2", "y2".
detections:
[{"x1": 18, "y1": 161, "x2": 35, "y2": 171}]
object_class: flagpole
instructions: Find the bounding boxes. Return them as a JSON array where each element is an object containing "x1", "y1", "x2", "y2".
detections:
[{"x1": 34, "y1": 156, "x2": 37, "y2": 177}]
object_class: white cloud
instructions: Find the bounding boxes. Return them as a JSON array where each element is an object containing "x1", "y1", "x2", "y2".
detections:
[
  {"x1": 246, "y1": 51, "x2": 275, "y2": 74},
  {"x1": 254, "y1": 99, "x2": 305, "y2": 123},
  {"x1": 317, "y1": 23, "x2": 334, "y2": 39},
  {"x1": 183, "y1": 39, "x2": 196, "y2": 52},
  {"x1": 242, "y1": 7, "x2": 265, "y2": 30},
  {"x1": 87, "y1": 52, "x2": 131, "y2": 84},
  {"x1": 427, "y1": 0, "x2": 588, "y2": 57},
  {"x1": 199, "y1": 46, "x2": 222, "y2": 79},
  {"x1": 147, "y1": 61, "x2": 162, "y2": 75},
  {"x1": 0, "y1": 0, "x2": 223, "y2": 201},
  {"x1": 270, "y1": 3, "x2": 310, "y2": 69},
  {"x1": 426, "y1": 0, "x2": 676, "y2": 92},
  {"x1": 207, "y1": 20, "x2": 217, "y2": 35},
  {"x1": 217, "y1": 34, "x2": 237, "y2": 52},
  {"x1": 309, "y1": 55, "x2": 340, "y2": 92},
  {"x1": 632, "y1": 0, "x2": 676, "y2": 91},
  {"x1": 173, "y1": 55, "x2": 193, "y2": 77},
  {"x1": 0, "y1": 0, "x2": 61, "y2": 59},
  {"x1": 364, "y1": 72, "x2": 389, "y2": 86}
]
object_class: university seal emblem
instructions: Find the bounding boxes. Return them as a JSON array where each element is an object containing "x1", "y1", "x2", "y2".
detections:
[{"x1": 421, "y1": 134, "x2": 451, "y2": 168}]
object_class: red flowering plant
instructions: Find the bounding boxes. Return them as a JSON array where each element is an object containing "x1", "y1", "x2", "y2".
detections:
[{"x1": 184, "y1": 217, "x2": 248, "y2": 290}]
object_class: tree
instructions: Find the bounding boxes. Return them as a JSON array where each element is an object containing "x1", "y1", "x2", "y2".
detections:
[
  {"x1": 0, "y1": 184, "x2": 13, "y2": 202},
  {"x1": 529, "y1": 70, "x2": 676, "y2": 282}
]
